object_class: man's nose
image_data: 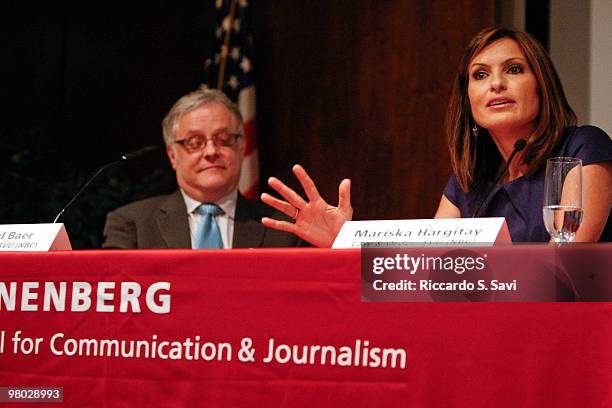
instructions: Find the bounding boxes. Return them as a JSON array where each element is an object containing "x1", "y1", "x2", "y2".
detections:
[{"x1": 202, "y1": 139, "x2": 219, "y2": 157}]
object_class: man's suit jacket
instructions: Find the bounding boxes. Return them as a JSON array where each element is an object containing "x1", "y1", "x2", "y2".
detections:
[{"x1": 102, "y1": 191, "x2": 302, "y2": 249}]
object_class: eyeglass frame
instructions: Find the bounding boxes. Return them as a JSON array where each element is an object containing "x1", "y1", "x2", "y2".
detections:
[{"x1": 171, "y1": 132, "x2": 242, "y2": 153}]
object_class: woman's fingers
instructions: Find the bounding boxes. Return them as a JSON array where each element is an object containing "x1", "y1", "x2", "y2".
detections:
[
  {"x1": 261, "y1": 217, "x2": 298, "y2": 234},
  {"x1": 267, "y1": 176, "x2": 308, "y2": 209},
  {"x1": 338, "y1": 178, "x2": 353, "y2": 218},
  {"x1": 292, "y1": 164, "x2": 322, "y2": 203},
  {"x1": 261, "y1": 193, "x2": 298, "y2": 219}
]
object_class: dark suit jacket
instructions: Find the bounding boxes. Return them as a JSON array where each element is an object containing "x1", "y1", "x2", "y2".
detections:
[{"x1": 102, "y1": 191, "x2": 302, "y2": 249}]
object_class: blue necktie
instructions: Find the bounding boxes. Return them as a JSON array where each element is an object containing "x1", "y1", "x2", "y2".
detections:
[{"x1": 194, "y1": 204, "x2": 223, "y2": 249}]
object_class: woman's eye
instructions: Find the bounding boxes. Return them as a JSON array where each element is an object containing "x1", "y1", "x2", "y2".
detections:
[
  {"x1": 472, "y1": 71, "x2": 487, "y2": 80},
  {"x1": 508, "y1": 64, "x2": 523, "y2": 74}
]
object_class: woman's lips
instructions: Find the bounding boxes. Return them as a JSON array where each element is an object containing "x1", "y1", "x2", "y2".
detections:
[{"x1": 487, "y1": 98, "x2": 515, "y2": 108}]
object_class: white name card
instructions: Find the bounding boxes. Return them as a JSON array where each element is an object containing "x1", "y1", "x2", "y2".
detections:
[
  {"x1": 0, "y1": 224, "x2": 72, "y2": 251},
  {"x1": 332, "y1": 217, "x2": 511, "y2": 248}
]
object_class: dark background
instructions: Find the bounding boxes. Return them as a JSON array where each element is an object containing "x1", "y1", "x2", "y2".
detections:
[{"x1": 0, "y1": 1, "x2": 498, "y2": 248}]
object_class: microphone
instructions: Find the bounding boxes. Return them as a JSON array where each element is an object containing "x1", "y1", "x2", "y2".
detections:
[
  {"x1": 52, "y1": 145, "x2": 159, "y2": 223},
  {"x1": 121, "y1": 145, "x2": 158, "y2": 160},
  {"x1": 472, "y1": 139, "x2": 527, "y2": 218}
]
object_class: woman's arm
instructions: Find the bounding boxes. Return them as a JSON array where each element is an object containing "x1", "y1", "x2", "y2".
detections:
[
  {"x1": 434, "y1": 195, "x2": 461, "y2": 219},
  {"x1": 261, "y1": 165, "x2": 353, "y2": 247}
]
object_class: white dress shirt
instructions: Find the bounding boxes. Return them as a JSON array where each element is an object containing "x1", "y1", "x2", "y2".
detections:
[{"x1": 180, "y1": 190, "x2": 238, "y2": 249}]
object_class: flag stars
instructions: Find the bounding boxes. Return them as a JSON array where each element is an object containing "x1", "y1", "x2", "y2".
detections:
[
  {"x1": 215, "y1": 27, "x2": 223, "y2": 39},
  {"x1": 220, "y1": 44, "x2": 229, "y2": 58},
  {"x1": 231, "y1": 47, "x2": 241, "y2": 61},
  {"x1": 228, "y1": 76, "x2": 239, "y2": 89},
  {"x1": 222, "y1": 16, "x2": 232, "y2": 32},
  {"x1": 222, "y1": 17, "x2": 241, "y2": 33},
  {"x1": 240, "y1": 57, "x2": 252, "y2": 73},
  {"x1": 238, "y1": 0, "x2": 249, "y2": 7}
]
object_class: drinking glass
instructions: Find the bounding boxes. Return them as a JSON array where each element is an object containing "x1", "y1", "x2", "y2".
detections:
[{"x1": 543, "y1": 157, "x2": 583, "y2": 243}]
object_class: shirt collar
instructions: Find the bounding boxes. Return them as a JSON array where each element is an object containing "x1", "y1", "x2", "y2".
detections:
[{"x1": 180, "y1": 189, "x2": 238, "y2": 220}]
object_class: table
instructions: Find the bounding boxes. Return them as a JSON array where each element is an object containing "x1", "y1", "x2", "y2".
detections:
[{"x1": 1, "y1": 247, "x2": 610, "y2": 407}]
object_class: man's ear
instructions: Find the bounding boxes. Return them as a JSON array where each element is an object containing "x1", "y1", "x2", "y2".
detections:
[{"x1": 166, "y1": 145, "x2": 178, "y2": 170}]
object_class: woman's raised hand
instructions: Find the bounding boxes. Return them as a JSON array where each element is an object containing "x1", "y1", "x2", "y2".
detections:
[{"x1": 261, "y1": 165, "x2": 353, "y2": 247}]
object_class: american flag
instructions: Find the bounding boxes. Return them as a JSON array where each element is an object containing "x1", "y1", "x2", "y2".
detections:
[{"x1": 204, "y1": 0, "x2": 259, "y2": 199}]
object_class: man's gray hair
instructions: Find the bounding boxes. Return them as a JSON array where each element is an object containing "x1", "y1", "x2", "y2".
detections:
[{"x1": 161, "y1": 87, "x2": 243, "y2": 145}]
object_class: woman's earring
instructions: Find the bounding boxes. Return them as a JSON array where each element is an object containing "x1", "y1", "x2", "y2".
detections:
[{"x1": 472, "y1": 124, "x2": 478, "y2": 140}]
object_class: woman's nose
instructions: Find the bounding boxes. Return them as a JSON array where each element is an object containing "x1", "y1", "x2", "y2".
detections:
[{"x1": 489, "y1": 72, "x2": 507, "y2": 92}]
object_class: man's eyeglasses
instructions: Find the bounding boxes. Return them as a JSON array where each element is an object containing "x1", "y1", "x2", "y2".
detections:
[{"x1": 172, "y1": 132, "x2": 241, "y2": 153}]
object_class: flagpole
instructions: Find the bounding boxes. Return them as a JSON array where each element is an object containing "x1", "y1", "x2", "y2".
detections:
[{"x1": 217, "y1": 0, "x2": 239, "y2": 90}]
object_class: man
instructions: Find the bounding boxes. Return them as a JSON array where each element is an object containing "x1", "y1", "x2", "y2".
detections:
[{"x1": 102, "y1": 88, "x2": 301, "y2": 248}]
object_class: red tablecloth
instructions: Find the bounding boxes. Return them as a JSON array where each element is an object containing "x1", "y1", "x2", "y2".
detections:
[{"x1": 0, "y1": 248, "x2": 610, "y2": 407}]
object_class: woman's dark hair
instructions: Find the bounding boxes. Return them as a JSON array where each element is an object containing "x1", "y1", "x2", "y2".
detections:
[{"x1": 446, "y1": 26, "x2": 576, "y2": 191}]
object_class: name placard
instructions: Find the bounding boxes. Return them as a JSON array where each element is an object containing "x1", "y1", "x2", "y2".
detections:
[
  {"x1": 0, "y1": 224, "x2": 71, "y2": 251},
  {"x1": 332, "y1": 218, "x2": 511, "y2": 248}
]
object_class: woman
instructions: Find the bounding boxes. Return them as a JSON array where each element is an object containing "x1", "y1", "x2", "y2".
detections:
[{"x1": 261, "y1": 27, "x2": 612, "y2": 246}]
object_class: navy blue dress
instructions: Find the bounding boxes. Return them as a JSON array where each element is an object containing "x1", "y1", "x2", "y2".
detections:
[{"x1": 444, "y1": 126, "x2": 612, "y2": 242}]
